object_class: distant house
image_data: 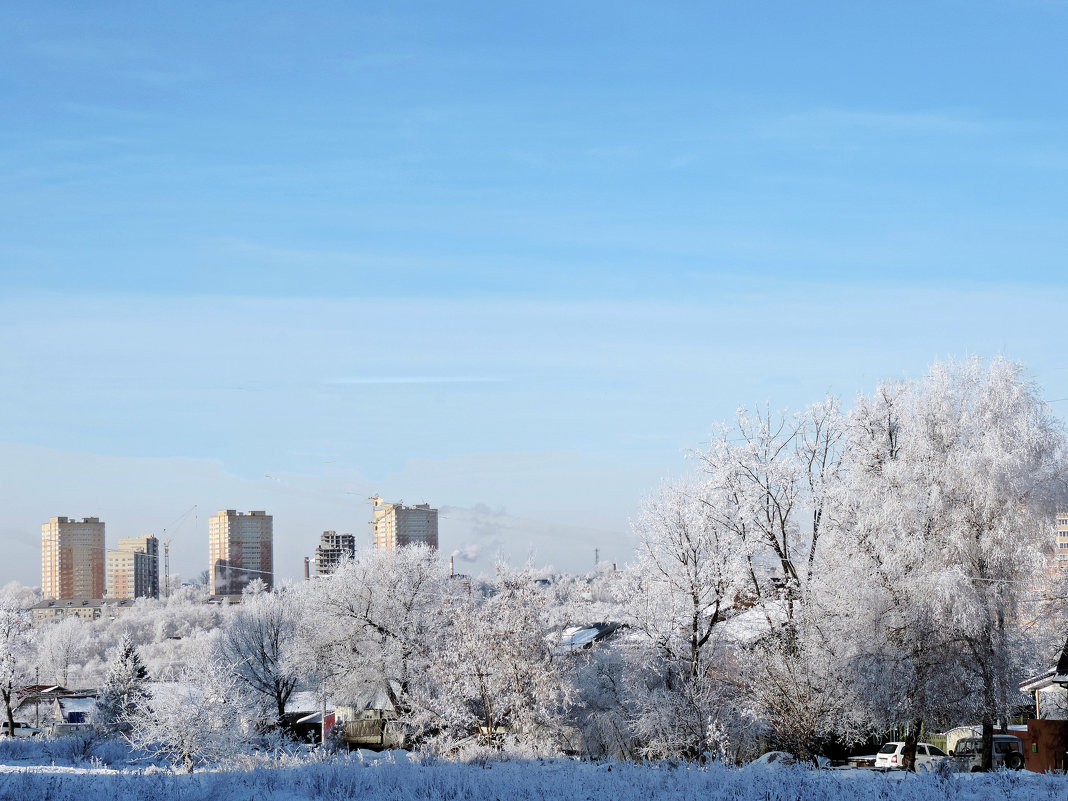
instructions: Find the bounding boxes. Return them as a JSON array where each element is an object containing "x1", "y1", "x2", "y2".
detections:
[
  {"x1": 55, "y1": 694, "x2": 98, "y2": 724},
  {"x1": 14, "y1": 686, "x2": 85, "y2": 725},
  {"x1": 1019, "y1": 637, "x2": 1068, "y2": 719},
  {"x1": 335, "y1": 681, "x2": 404, "y2": 750},
  {"x1": 1018, "y1": 636, "x2": 1068, "y2": 772},
  {"x1": 281, "y1": 690, "x2": 336, "y2": 744},
  {"x1": 31, "y1": 598, "x2": 135, "y2": 625}
]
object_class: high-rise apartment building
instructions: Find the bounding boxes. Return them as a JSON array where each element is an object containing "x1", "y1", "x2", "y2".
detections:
[
  {"x1": 106, "y1": 535, "x2": 159, "y2": 599},
  {"x1": 371, "y1": 497, "x2": 438, "y2": 550},
  {"x1": 314, "y1": 530, "x2": 356, "y2": 576},
  {"x1": 41, "y1": 517, "x2": 106, "y2": 600},
  {"x1": 209, "y1": 510, "x2": 273, "y2": 595},
  {"x1": 1057, "y1": 512, "x2": 1068, "y2": 565}
]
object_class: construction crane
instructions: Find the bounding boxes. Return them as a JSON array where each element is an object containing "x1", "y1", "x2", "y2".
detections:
[{"x1": 160, "y1": 505, "x2": 197, "y2": 599}]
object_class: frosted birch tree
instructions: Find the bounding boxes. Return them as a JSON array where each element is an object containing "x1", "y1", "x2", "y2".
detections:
[
  {"x1": 621, "y1": 481, "x2": 748, "y2": 759},
  {"x1": 699, "y1": 399, "x2": 842, "y2": 629},
  {"x1": 0, "y1": 592, "x2": 34, "y2": 734},
  {"x1": 218, "y1": 587, "x2": 303, "y2": 731},
  {"x1": 38, "y1": 615, "x2": 87, "y2": 686},
  {"x1": 128, "y1": 642, "x2": 253, "y2": 770},
  {"x1": 826, "y1": 358, "x2": 1068, "y2": 770},
  {"x1": 414, "y1": 565, "x2": 574, "y2": 755},
  {"x1": 302, "y1": 545, "x2": 447, "y2": 722},
  {"x1": 693, "y1": 400, "x2": 846, "y2": 761}
]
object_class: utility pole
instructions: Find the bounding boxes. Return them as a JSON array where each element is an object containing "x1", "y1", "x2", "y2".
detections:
[{"x1": 321, "y1": 680, "x2": 327, "y2": 747}]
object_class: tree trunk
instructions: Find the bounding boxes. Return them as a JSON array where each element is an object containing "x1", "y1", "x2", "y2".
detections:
[
  {"x1": 276, "y1": 692, "x2": 287, "y2": 732},
  {"x1": 981, "y1": 718, "x2": 994, "y2": 772},
  {"x1": 902, "y1": 718, "x2": 923, "y2": 772},
  {"x1": 2, "y1": 689, "x2": 15, "y2": 735}
]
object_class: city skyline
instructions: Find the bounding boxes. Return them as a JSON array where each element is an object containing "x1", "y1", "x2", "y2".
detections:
[{"x1": 4, "y1": 3, "x2": 1068, "y2": 588}]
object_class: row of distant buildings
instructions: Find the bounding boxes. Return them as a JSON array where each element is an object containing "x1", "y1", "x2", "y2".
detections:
[
  {"x1": 304, "y1": 497, "x2": 439, "y2": 578},
  {"x1": 34, "y1": 496, "x2": 439, "y2": 623},
  {"x1": 42, "y1": 517, "x2": 158, "y2": 601}
]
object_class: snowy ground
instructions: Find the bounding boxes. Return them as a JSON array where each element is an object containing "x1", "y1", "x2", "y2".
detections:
[{"x1": 1, "y1": 740, "x2": 1066, "y2": 801}]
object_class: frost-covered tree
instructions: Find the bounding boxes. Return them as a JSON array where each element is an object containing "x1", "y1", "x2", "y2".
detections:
[
  {"x1": 567, "y1": 639, "x2": 633, "y2": 759},
  {"x1": 700, "y1": 399, "x2": 843, "y2": 628},
  {"x1": 0, "y1": 591, "x2": 34, "y2": 734},
  {"x1": 693, "y1": 399, "x2": 846, "y2": 761},
  {"x1": 95, "y1": 632, "x2": 149, "y2": 734},
  {"x1": 909, "y1": 358, "x2": 1066, "y2": 769},
  {"x1": 38, "y1": 615, "x2": 88, "y2": 686},
  {"x1": 828, "y1": 358, "x2": 1068, "y2": 770},
  {"x1": 128, "y1": 644, "x2": 253, "y2": 771},
  {"x1": 415, "y1": 565, "x2": 574, "y2": 754},
  {"x1": 821, "y1": 380, "x2": 966, "y2": 769},
  {"x1": 0, "y1": 582, "x2": 41, "y2": 610},
  {"x1": 218, "y1": 587, "x2": 302, "y2": 730},
  {"x1": 620, "y1": 482, "x2": 747, "y2": 760},
  {"x1": 302, "y1": 545, "x2": 447, "y2": 720}
]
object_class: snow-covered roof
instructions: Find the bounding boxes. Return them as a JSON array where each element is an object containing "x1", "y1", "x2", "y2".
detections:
[
  {"x1": 1019, "y1": 635, "x2": 1068, "y2": 693},
  {"x1": 941, "y1": 724, "x2": 1027, "y2": 736},
  {"x1": 344, "y1": 681, "x2": 400, "y2": 712},
  {"x1": 716, "y1": 604, "x2": 784, "y2": 645},
  {"x1": 1019, "y1": 667, "x2": 1068, "y2": 693},
  {"x1": 58, "y1": 697, "x2": 97, "y2": 715},
  {"x1": 285, "y1": 691, "x2": 333, "y2": 714},
  {"x1": 550, "y1": 622, "x2": 623, "y2": 654}
]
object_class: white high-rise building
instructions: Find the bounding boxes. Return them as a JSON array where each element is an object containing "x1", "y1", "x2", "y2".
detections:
[
  {"x1": 371, "y1": 497, "x2": 438, "y2": 551},
  {"x1": 106, "y1": 535, "x2": 159, "y2": 599}
]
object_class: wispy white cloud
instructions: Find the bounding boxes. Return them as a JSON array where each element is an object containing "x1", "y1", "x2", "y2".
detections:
[
  {"x1": 328, "y1": 377, "x2": 504, "y2": 386},
  {"x1": 756, "y1": 107, "x2": 998, "y2": 146}
]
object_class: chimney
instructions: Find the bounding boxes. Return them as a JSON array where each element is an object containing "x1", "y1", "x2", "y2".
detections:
[
  {"x1": 303, "y1": 556, "x2": 310, "y2": 581},
  {"x1": 450, "y1": 555, "x2": 455, "y2": 577}
]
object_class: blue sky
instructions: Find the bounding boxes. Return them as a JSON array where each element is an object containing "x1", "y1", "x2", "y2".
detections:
[{"x1": 2, "y1": 2, "x2": 1068, "y2": 585}]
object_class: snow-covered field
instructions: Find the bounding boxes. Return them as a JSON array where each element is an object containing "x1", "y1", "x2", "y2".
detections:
[{"x1": 1, "y1": 740, "x2": 1065, "y2": 801}]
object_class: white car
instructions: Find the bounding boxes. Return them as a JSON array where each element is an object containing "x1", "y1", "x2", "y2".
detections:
[
  {"x1": 874, "y1": 741, "x2": 948, "y2": 770},
  {"x1": 0, "y1": 720, "x2": 42, "y2": 738}
]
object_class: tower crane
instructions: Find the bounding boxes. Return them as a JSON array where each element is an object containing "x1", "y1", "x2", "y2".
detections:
[{"x1": 160, "y1": 505, "x2": 197, "y2": 598}]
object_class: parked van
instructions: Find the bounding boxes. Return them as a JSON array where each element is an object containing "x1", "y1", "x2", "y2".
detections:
[{"x1": 950, "y1": 735, "x2": 1024, "y2": 771}]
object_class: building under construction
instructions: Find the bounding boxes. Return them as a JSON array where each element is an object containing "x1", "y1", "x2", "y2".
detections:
[{"x1": 314, "y1": 530, "x2": 356, "y2": 575}]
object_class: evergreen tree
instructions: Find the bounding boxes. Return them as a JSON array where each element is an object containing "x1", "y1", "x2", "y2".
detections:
[{"x1": 96, "y1": 633, "x2": 149, "y2": 734}]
